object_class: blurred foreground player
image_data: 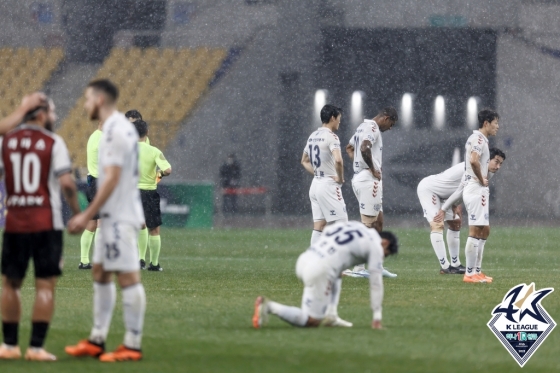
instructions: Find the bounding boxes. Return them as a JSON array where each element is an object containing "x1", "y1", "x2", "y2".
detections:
[
  {"x1": 65, "y1": 80, "x2": 146, "y2": 362},
  {"x1": 253, "y1": 221, "x2": 398, "y2": 329},
  {"x1": 133, "y1": 120, "x2": 171, "y2": 271},
  {"x1": 435, "y1": 148, "x2": 505, "y2": 279},
  {"x1": 0, "y1": 97, "x2": 80, "y2": 361}
]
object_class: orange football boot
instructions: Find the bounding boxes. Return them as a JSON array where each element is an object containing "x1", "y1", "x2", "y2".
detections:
[
  {"x1": 99, "y1": 345, "x2": 142, "y2": 362},
  {"x1": 463, "y1": 274, "x2": 487, "y2": 283},
  {"x1": 0, "y1": 343, "x2": 21, "y2": 360},
  {"x1": 479, "y1": 273, "x2": 493, "y2": 282},
  {"x1": 65, "y1": 339, "x2": 104, "y2": 357},
  {"x1": 24, "y1": 347, "x2": 56, "y2": 361}
]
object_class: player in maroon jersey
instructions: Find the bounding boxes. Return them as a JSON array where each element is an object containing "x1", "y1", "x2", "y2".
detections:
[{"x1": 0, "y1": 97, "x2": 81, "y2": 361}]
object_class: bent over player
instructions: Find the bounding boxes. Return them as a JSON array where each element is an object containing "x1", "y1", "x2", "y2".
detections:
[
  {"x1": 253, "y1": 221, "x2": 398, "y2": 329},
  {"x1": 0, "y1": 97, "x2": 80, "y2": 361},
  {"x1": 66, "y1": 80, "x2": 146, "y2": 362},
  {"x1": 301, "y1": 104, "x2": 347, "y2": 245},
  {"x1": 460, "y1": 109, "x2": 500, "y2": 283},
  {"x1": 435, "y1": 148, "x2": 505, "y2": 279},
  {"x1": 133, "y1": 120, "x2": 172, "y2": 271}
]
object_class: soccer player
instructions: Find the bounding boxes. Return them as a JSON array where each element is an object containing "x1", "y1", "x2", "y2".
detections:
[
  {"x1": 434, "y1": 148, "x2": 506, "y2": 279},
  {"x1": 78, "y1": 121, "x2": 103, "y2": 269},
  {"x1": 125, "y1": 109, "x2": 142, "y2": 122},
  {"x1": 301, "y1": 104, "x2": 347, "y2": 245},
  {"x1": 344, "y1": 107, "x2": 398, "y2": 278},
  {"x1": 458, "y1": 109, "x2": 500, "y2": 283},
  {"x1": 0, "y1": 92, "x2": 47, "y2": 135},
  {"x1": 418, "y1": 148, "x2": 506, "y2": 274},
  {"x1": 0, "y1": 97, "x2": 80, "y2": 361},
  {"x1": 133, "y1": 120, "x2": 172, "y2": 271},
  {"x1": 252, "y1": 221, "x2": 398, "y2": 329},
  {"x1": 65, "y1": 80, "x2": 146, "y2": 362}
]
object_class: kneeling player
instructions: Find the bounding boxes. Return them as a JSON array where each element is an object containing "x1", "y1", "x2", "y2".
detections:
[{"x1": 252, "y1": 221, "x2": 398, "y2": 329}]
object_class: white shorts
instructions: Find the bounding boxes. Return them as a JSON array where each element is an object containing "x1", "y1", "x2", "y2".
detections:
[
  {"x1": 352, "y1": 177, "x2": 383, "y2": 217},
  {"x1": 309, "y1": 178, "x2": 348, "y2": 223},
  {"x1": 295, "y1": 251, "x2": 334, "y2": 320},
  {"x1": 417, "y1": 179, "x2": 457, "y2": 222},
  {"x1": 93, "y1": 220, "x2": 140, "y2": 272},
  {"x1": 463, "y1": 183, "x2": 489, "y2": 226}
]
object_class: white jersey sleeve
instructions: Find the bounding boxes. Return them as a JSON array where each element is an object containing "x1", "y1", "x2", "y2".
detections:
[{"x1": 51, "y1": 135, "x2": 72, "y2": 177}]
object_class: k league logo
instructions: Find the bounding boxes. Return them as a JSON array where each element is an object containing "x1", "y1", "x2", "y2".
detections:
[{"x1": 487, "y1": 283, "x2": 556, "y2": 367}]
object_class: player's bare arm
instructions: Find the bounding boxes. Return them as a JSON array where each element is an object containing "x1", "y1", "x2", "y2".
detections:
[
  {"x1": 345, "y1": 144, "x2": 354, "y2": 160},
  {"x1": 161, "y1": 167, "x2": 171, "y2": 177},
  {"x1": 0, "y1": 92, "x2": 47, "y2": 135},
  {"x1": 67, "y1": 165, "x2": 122, "y2": 233},
  {"x1": 470, "y1": 152, "x2": 488, "y2": 186},
  {"x1": 301, "y1": 152, "x2": 314, "y2": 175},
  {"x1": 332, "y1": 148, "x2": 344, "y2": 184},
  {"x1": 360, "y1": 139, "x2": 381, "y2": 180},
  {"x1": 59, "y1": 173, "x2": 81, "y2": 217}
]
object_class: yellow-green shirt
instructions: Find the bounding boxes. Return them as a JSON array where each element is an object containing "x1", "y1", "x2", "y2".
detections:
[
  {"x1": 87, "y1": 129, "x2": 103, "y2": 177},
  {"x1": 138, "y1": 141, "x2": 171, "y2": 190}
]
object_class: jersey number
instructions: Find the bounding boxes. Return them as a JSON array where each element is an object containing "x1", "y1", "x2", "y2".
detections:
[
  {"x1": 325, "y1": 226, "x2": 364, "y2": 245},
  {"x1": 9, "y1": 152, "x2": 41, "y2": 193},
  {"x1": 308, "y1": 145, "x2": 321, "y2": 168}
]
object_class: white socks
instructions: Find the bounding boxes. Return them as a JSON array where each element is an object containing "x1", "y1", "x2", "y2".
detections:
[
  {"x1": 430, "y1": 232, "x2": 449, "y2": 269},
  {"x1": 475, "y1": 239, "x2": 486, "y2": 274},
  {"x1": 89, "y1": 282, "x2": 116, "y2": 345},
  {"x1": 447, "y1": 229, "x2": 461, "y2": 266},
  {"x1": 464, "y1": 237, "x2": 479, "y2": 277},
  {"x1": 310, "y1": 230, "x2": 322, "y2": 245},
  {"x1": 325, "y1": 278, "x2": 342, "y2": 317},
  {"x1": 267, "y1": 301, "x2": 308, "y2": 327},
  {"x1": 122, "y1": 283, "x2": 146, "y2": 350}
]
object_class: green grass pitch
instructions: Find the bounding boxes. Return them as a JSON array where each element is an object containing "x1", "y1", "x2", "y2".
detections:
[{"x1": 1, "y1": 226, "x2": 559, "y2": 372}]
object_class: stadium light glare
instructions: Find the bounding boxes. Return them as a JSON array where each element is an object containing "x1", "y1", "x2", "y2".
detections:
[
  {"x1": 351, "y1": 91, "x2": 364, "y2": 127},
  {"x1": 401, "y1": 93, "x2": 413, "y2": 128},
  {"x1": 467, "y1": 96, "x2": 479, "y2": 130},
  {"x1": 433, "y1": 95, "x2": 445, "y2": 130},
  {"x1": 314, "y1": 89, "x2": 328, "y2": 126}
]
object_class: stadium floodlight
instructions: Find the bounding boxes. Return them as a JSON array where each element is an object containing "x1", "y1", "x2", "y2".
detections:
[
  {"x1": 314, "y1": 89, "x2": 328, "y2": 126},
  {"x1": 433, "y1": 95, "x2": 445, "y2": 130},
  {"x1": 467, "y1": 96, "x2": 479, "y2": 130},
  {"x1": 351, "y1": 91, "x2": 364, "y2": 128},
  {"x1": 401, "y1": 93, "x2": 413, "y2": 128}
]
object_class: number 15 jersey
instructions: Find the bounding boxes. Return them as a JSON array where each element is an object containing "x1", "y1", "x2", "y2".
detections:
[
  {"x1": 0, "y1": 124, "x2": 72, "y2": 233},
  {"x1": 303, "y1": 127, "x2": 341, "y2": 179}
]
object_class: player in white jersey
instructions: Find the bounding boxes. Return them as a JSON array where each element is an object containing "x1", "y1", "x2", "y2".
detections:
[
  {"x1": 434, "y1": 148, "x2": 505, "y2": 279},
  {"x1": 458, "y1": 109, "x2": 500, "y2": 283},
  {"x1": 252, "y1": 221, "x2": 398, "y2": 329},
  {"x1": 66, "y1": 80, "x2": 146, "y2": 362},
  {"x1": 301, "y1": 104, "x2": 347, "y2": 246},
  {"x1": 344, "y1": 107, "x2": 398, "y2": 278}
]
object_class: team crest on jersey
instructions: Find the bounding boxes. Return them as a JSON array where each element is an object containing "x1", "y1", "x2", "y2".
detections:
[
  {"x1": 487, "y1": 283, "x2": 556, "y2": 367},
  {"x1": 374, "y1": 204, "x2": 382, "y2": 212}
]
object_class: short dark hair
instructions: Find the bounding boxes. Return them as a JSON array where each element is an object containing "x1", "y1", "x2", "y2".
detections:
[
  {"x1": 478, "y1": 109, "x2": 499, "y2": 128},
  {"x1": 490, "y1": 147, "x2": 506, "y2": 161},
  {"x1": 320, "y1": 104, "x2": 343, "y2": 124},
  {"x1": 125, "y1": 109, "x2": 142, "y2": 121},
  {"x1": 88, "y1": 79, "x2": 119, "y2": 103},
  {"x1": 133, "y1": 119, "x2": 148, "y2": 138},
  {"x1": 24, "y1": 97, "x2": 51, "y2": 122},
  {"x1": 379, "y1": 107, "x2": 398, "y2": 122},
  {"x1": 379, "y1": 231, "x2": 398, "y2": 256}
]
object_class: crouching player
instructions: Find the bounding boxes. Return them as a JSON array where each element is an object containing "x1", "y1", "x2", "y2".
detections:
[{"x1": 252, "y1": 221, "x2": 398, "y2": 329}]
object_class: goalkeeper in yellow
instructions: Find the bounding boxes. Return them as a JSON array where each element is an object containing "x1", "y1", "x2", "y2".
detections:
[{"x1": 133, "y1": 120, "x2": 172, "y2": 271}]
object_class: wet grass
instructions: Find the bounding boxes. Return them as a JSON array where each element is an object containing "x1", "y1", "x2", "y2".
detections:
[{"x1": 1, "y1": 226, "x2": 559, "y2": 372}]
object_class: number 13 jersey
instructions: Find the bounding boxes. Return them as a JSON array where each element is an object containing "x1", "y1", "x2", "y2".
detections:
[
  {"x1": 0, "y1": 124, "x2": 72, "y2": 233},
  {"x1": 303, "y1": 127, "x2": 341, "y2": 179}
]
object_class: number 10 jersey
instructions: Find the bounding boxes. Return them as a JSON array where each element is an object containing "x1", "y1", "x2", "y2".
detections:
[{"x1": 0, "y1": 124, "x2": 72, "y2": 233}]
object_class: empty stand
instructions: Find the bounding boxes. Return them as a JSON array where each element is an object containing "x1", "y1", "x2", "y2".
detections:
[
  {"x1": 0, "y1": 48, "x2": 64, "y2": 117},
  {"x1": 58, "y1": 47, "x2": 227, "y2": 168}
]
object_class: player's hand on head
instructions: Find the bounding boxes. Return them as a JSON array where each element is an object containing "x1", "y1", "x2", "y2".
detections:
[
  {"x1": 372, "y1": 320, "x2": 383, "y2": 330},
  {"x1": 67, "y1": 213, "x2": 88, "y2": 234},
  {"x1": 21, "y1": 92, "x2": 47, "y2": 111}
]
